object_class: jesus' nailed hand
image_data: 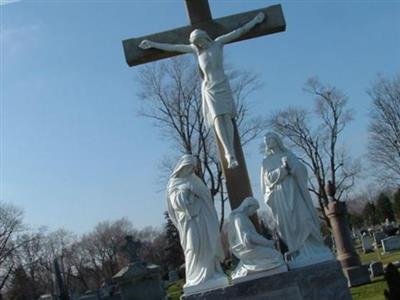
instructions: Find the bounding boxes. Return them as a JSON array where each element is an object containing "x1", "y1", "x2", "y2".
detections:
[{"x1": 138, "y1": 12, "x2": 265, "y2": 169}]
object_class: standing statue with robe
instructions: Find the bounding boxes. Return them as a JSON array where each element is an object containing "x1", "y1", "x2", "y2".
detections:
[
  {"x1": 167, "y1": 154, "x2": 228, "y2": 294},
  {"x1": 139, "y1": 12, "x2": 265, "y2": 169},
  {"x1": 261, "y1": 133, "x2": 334, "y2": 268}
]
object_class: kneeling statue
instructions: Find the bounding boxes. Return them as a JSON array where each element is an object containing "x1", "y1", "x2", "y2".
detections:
[{"x1": 228, "y1": 197, "x2": 287, "y2": 282}]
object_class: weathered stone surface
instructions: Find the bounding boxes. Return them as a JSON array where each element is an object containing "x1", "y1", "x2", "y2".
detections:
[
  {"x1": 382, "y1": 236, "x2": 400, "y2": 253},
  {"x1": 370, "y1": 261, "x2": 384, "y2": 277},
  {"x1": 183, "y1": 261, "x2": 351, "y2": 300},
  {"x1": 373, "y1": 231, "x2": 387, "y2": 247},
  {"x1": 113, "y1": 263, "x2": 164, "y2": 300},
  {"x1": 123, "y1": 5, "x2": 285, "y2": 67},
  {"x1": 343, "y1": 265, "x2": 371, "y2": 287},
  {"x1": 324, "y1": 201, "x2": 361, "y2": 268},
  {"x1": 361, "y1": 235, "x2": 373, "y2": 253}
]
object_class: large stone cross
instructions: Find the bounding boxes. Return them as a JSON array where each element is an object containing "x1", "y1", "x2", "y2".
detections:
[{"x1": 122, "y1": 0, "x2": 286, "y2": 227}]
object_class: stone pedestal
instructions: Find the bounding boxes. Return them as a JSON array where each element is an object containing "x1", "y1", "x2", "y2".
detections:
[
  {"x1": 183, "y1": 260, "x2": 351, "y2": 300},
  {"x1": 112, "y1": 262, "x2": 164, "y2": 300},
  {"x1": 324, "y1": 201, "x2": 370, "y2": 287}
]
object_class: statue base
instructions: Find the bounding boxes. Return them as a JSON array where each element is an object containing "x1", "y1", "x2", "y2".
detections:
[
  {"x1": 182, "y1": 260, "x2": 351, "y2": 300},
  {"x1": 183, "y1": 276, "x2": 229, "y2": 296},
  {"x1": 232, "y1": 264, "x2": 288, "y2": 284}
]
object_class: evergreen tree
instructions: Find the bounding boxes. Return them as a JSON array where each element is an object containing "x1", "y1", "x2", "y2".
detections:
[
  {"x1": 376, "y1": 193, "x2": 395, "y2": 222},
  {"x1": 7, "y1": 266, "x2": 35, "y2": 300},
  {"x1": 163, "y1": 212, "x2": 184, "y2": 271},
  {"x1": 348, "y1": 213, "x2": 364, "y2": 229},
  {"x1": 362, "y1": 202, "x2": 379, "y2": 226},
  {"x1": 393, "y1": 188, "x2": 400, "y2": 221}
]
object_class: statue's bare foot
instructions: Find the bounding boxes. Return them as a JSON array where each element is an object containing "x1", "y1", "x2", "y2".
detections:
[{"x1": 226, "y1": 155, "x2": 239, "y2": 169}]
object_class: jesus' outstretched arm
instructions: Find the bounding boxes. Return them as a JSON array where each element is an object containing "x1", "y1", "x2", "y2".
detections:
[
  {"x1": 139, "y1": 40, "x2": 194, "y2": 53},
  {"x1": 215, "y1": 12, "x2": 265, "y2": 44}
]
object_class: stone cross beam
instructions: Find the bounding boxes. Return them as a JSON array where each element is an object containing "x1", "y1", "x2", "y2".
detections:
[
  {"x1": 122, "y1": 1, "x2": 285, "y2": 66},
  {"x1": 122, "y1": 0, "x2": 286, "y2": 229}
]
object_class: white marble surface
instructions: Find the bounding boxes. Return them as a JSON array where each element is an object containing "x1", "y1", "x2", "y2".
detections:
[
  {"x1": 228, "y1": 197, "x2": 287, "y2": 280},
  {"x1": 261, "y1": 133, "x2": 334, "y2": 269},
  {"x1": 139, "y1": 13, "x2": 265, "y2": 168},
  {"x1": 166, "y1": 155, "x2": 228, "y2": 292}
]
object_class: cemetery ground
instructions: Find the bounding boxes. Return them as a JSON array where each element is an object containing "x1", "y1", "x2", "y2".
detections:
[
  {"x1": 351, "y1": 242, "x2": 400, "y2": 300},
  {"x1": 164, "y1": 244, "x2": 400, "y2": 300}
]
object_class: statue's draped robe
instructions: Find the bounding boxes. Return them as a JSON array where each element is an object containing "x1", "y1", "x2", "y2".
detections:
[
  {"x1": 261, "y1": 150, "x2": 323, "y2": 254},
  {"x1": 229, "y1": 210, "x2": 284, "y2": 277},
  {"x1": 167, "y1": 173, "x2": 225, "y2": 287},
  {"x1": 196, "y1": 41, "x2": 236, "y2": 127}
]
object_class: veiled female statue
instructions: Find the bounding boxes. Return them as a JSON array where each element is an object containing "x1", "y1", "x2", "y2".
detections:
[
  {"x1": 166, "y1": 154, "x2": 228, "y2": 294},
  {"x1": 139, "y1": 13, "x2": 265, "y2": 169},
  {"x1": 261, "y1": 133, "x2": 334, "y2": 268},
  {"x1": 228, "y1": 197, "x2": 287, "y2": 281}
]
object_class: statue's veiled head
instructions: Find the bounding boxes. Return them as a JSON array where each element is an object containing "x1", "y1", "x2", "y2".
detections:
[
  {"x1": 235, "y1": 197, "x2": 260, "y2": 216},
  {"x1": 170, "y1": 154, "x2": 199, "y2": 178},
  {"x1": 264, "y1": 132, "x2": 286, "y2": 156},
  {"x1": 189, "y1": 29, "x2": 212, "y2": 48}
]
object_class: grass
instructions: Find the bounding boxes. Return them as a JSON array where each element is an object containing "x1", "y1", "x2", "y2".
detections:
[
  {"x1": 349, "y1": 242, "x2": 400, "y2": 299},
  {"x1": 351, "y1": 276, "x2": 387, "y2": 300},
  {"x1": 359, "y1": 248, "x2": 400, "y2": 265},
  {"x1": 166, "y1": 279, "x2": 184, "y2": 300},
  {"x1": 165, "y1": 246, "x2": 400, "y2": 299}
]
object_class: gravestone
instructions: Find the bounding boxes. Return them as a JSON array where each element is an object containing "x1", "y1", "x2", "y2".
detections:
[
  {"x1": 370, "y1": 261, "x2": 384, "y2": 278},
  {"x1": 112, "y1": 236, "x2": 165, "y2": 300},
  {"x1": 382, "y1": 236, "x2": 400, "y2": 253},
  {"x1": 373, "y1": 231, "x2": 387, "y2": 248},
  {"x1": 361, "y1": 235, "x2": 373, "y2": 253}
]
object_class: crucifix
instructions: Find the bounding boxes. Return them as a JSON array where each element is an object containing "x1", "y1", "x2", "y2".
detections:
[{"x1": 122, "y1": 0, "x2": 286, "y2": 227}]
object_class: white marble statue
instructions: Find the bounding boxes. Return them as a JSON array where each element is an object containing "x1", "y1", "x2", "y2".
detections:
[
  {"x1": 261, "y1": 132, "x2": 334, "y2": 269},
  {"x1": 228, "y1": 197, "x2": 287, "y2": 282},
  {"x1": 139, "y1": 12, "x2": 265, "y2": 169},
  {"x1": 166, "y1": 154, "x2": 228, "y2": 294}
]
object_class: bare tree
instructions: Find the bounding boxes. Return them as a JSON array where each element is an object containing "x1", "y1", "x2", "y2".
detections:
[
  {"x1": 368, "y1": 73, "x2": 400, "y2": 186},
  {"x1": 268, "y1": 78, "x2": 359, "y2": 225},
  {"x1": 137, "y1": 56, "x2": 265, "y2": 228},
  {"x1": 0, "y1": 202, "x2": 24, "y2": 294}
]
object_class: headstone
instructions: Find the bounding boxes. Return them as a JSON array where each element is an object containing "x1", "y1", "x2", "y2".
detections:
[
  {"x1": 382, "y1": 236, "x2": 400, "y2": 253},
  {"x1": 361, "y1": 235, "x2": 373, "y2": 253},
  {"x1": 370, "y1": 261, "x2": 384, "y2": 277},
  {"x1": 343, "y1": 265, "x2": 371, "y2": 287},
  {"x1": 373, "y1": 231, "x2": 387, "y2": 248},
  {"x1": 112, "y1": 236, "x2": 165, "y2": 300}
]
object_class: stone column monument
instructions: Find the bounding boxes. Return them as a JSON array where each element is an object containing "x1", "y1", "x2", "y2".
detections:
[{"x1": 324, "y1": 181, "x2": 371, "y2": 287}]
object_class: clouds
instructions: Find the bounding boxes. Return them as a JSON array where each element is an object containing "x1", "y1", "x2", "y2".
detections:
[
  {"x1": 0, "y1": 0, "x2": 22, "y2": 6},
  {"x1": 1, "y1": 23, "x2": 42, "y2": 60}
]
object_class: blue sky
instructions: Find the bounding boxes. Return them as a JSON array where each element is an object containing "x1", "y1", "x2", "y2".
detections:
[{"x1": 1, "y1": 0, "x2": 399, "y2": 234}]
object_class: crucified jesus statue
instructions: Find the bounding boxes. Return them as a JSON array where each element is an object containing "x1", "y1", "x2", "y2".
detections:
[{"x1": 139, "y1": 12, "x2": 265, "y2": 169}]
